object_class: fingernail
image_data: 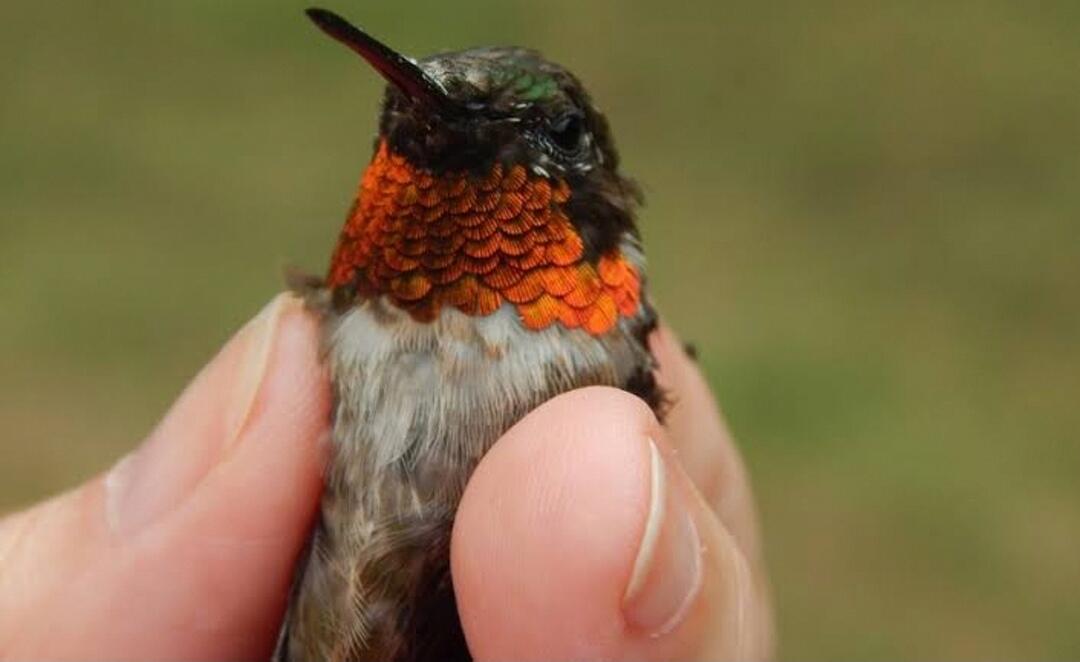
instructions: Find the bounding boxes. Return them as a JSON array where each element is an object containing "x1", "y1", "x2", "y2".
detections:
[
  {"x1": 223, "y1": 294, "x2": 293, "y2": 450},
  {"x1": 622, "y1": 438, "x2": 703, "y2": 636},
  {"x1": 105, "y1": 294, "x2": 298, "y2": 535}
]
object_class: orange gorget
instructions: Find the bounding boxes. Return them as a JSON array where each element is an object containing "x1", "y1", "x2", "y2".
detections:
[{"x1": 327, "y1": 141, "x2": 640, "y2": 335}]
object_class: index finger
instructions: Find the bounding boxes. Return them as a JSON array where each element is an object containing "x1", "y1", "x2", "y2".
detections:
[{"x1": 651, "y1": 325, "x2": 763, "y2": 567}]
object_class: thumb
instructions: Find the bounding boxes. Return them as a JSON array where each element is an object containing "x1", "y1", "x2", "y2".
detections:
[
  {"x1": 0, "y1": 293, "x2": 329, "y2": 660},
  {"x1": 451, "y1": 387, "x2": 771, "y2": 661}
]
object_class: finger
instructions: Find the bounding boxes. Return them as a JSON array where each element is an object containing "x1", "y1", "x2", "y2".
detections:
[
  {"x1": 452, "y1": 387, "x2": 772, "y2": 662},
  {"x1": 651, "y1": 325, "x2": 763, "y2": 567},
  {"x1": 0, "y1": 293, "x2": 330, "y2": 660}
]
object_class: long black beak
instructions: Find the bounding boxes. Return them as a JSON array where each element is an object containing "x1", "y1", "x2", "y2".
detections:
[{"x1": 305, "y1": 8, "x2": 464, "y2": 117}]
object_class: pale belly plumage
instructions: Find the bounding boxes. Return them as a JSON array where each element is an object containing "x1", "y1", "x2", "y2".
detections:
[{"x1": 276, "y1": 290, "x2": 656, "y2": 661}]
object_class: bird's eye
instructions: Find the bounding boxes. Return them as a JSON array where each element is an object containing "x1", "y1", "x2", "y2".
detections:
[{"x1": 548, "y1": 113, "x2": 586, "y2": 153}]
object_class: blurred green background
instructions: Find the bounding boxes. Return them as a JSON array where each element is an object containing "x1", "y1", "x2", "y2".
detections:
[{"x1": 3, "y1": 1, "x2": 1079, "y2": 658}]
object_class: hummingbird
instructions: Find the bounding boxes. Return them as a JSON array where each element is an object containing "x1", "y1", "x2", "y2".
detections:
[{"x1": 276, "y1": 8, "x2": 663, "y2": 661}]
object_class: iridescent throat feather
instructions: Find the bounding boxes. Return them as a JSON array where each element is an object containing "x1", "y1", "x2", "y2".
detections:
[{"x1": 327, "y1": 142, "x2": 641, "y2": 335}]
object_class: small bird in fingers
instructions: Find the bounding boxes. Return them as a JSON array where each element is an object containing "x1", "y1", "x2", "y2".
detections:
[{"x1": 276, "y1": 9, "x2": 662, "y2": 661}]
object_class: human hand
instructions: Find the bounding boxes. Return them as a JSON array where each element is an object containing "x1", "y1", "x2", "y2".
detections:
[
  {"x1": 453, "y1": 327, "x2": 774, "y2": 660},
  {"x1": 0, "y1": 294, "x2": 773, "y2": 660}
]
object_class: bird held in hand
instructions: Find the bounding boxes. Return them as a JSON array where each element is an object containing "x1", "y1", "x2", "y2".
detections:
[{"x1": 276, "y1": 8, "x2": 662, "y2": 661}]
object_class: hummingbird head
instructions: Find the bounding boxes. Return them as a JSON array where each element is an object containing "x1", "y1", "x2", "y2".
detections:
[{"x1": 308, "y1": 8, "x2": 644, "y2": 335}]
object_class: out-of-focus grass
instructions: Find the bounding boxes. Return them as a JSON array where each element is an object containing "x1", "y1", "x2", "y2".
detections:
[{"x1": 2, "y1": 1, "x2": 1079, "y2": 658}]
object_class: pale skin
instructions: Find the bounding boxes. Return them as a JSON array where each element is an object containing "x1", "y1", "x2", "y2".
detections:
[{"x1": 0, "y1": 294, "x2": 773, "y2": 660}]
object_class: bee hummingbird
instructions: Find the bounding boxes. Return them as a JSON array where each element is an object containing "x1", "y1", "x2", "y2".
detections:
[{"x1": 276, "y1": 8, "x2": 663, "y2": 661}]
